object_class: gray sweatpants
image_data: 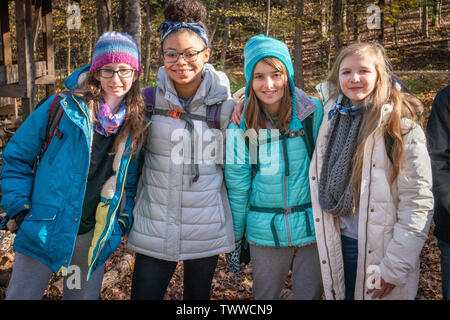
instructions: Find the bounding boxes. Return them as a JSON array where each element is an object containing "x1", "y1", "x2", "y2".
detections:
[
  {"x1": 5, "y1": 228, "x2": 105, "y2": 300},
  {"x1": 250, "y1": 242, "x2": 323, "y2": 300}
]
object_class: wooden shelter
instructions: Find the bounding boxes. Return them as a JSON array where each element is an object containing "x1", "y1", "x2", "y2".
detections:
[{"x1": 0, "y1": 0, "x2": 55, "y2": 121}]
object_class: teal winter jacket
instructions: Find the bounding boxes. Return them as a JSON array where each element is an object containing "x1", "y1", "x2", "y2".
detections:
[
  {"x1": 225, "y1": 88, "x2": 323, "y2": 247},
  {"x1": 0, "y1": 65, "x2": 140, "y2": 278}
]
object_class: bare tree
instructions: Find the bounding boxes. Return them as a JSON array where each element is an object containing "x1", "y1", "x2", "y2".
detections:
[
  {"x1": 294, "y1": 0, "x2": 304, "y2": 89},
  {"x1": 97, "y1": 0, "x2": 113, "y2": 35},
  {"x1": 220, "y1": 0, "x2": 231, "y2": 71},
  {"x1": 330, "y1": 0, "x2": 343, "y2": 67},
  {"x1": 421, "y1": 1, "x2": 429, "y2": 38},
  {"x1": 378, "y1": 0, "x2": 385, "y2": 44},
  {"x1": 265, "y1": 0, "x2": 271, "y2": 36},
  {"x1": 128, "y1": 0, "x2": 142, "y2": 50},
  {"x1": 143, "y1": 0, "x2": 152, "y2": 82}
]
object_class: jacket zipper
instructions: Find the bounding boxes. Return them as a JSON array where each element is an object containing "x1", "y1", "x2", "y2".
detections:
[
  {"x1": 87, "y1": 153, "x2": 132, "y2": 278},
  {"x1": 58, "y1": 95, "x2": 92, "y2": 275},
  {"x1": 281, "y1": 137, "x2": 292, "y2": 246}
]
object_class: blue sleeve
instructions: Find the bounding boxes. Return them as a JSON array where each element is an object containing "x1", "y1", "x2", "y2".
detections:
[
  {"x1": 224, "y1": 123, "x2": 252, "y2": 240},
  {"x1": 0, "y1": 95, "x2": 56, "y2": 218}
]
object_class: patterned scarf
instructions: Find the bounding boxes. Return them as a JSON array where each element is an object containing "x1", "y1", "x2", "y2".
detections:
[
  {"x1": 318, "y1": 94, "x2": 364, "y2": 217},
  {"x1": 93, "y1": 99, "x2": 127, "y2": 136}
]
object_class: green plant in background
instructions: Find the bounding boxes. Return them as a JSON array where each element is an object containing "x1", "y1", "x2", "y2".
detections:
[{"x1": 229, "y1": 76, "x2": 245, "y2": 95}]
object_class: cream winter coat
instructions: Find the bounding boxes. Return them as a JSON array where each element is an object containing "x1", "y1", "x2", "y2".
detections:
[{"x1": 309, "y1": 82, "x2": 434, "y2": 300}]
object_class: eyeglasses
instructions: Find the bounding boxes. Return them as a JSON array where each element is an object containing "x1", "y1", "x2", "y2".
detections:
[
  {"x1": 162, "y1": 48, "x2": 207, "y2": 63},
  {"x1": 97, "y1": 68, "x2": 136, "y2": 78}
]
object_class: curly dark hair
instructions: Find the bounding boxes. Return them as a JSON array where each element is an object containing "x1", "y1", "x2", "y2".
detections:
[{"x1": 163, "y1": 0, "x2": 207, "y2": 23}]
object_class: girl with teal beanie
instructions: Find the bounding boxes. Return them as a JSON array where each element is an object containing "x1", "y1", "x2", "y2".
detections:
[{"x1": 225, "y1": 34, "x2": 324, "y2": 299}]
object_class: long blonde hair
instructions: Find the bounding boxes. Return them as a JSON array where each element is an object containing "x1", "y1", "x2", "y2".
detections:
[
  {"x1": 245, "y1": 57, "x2": 292, "y2": 133},
  {"x1": 74, "y1": 71, "x2": 147, "y2": 156},
  {"x1": 326, "y1": 42, "x2": 424, "y2": 209}
]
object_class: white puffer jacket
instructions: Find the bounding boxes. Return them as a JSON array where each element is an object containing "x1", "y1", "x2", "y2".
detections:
[
  {"x1": 309, "y1": 82, "x2": 434, "y2": 300},
  {"x1": 128, "y1": 64, "x2": 236, "y2": 261}
]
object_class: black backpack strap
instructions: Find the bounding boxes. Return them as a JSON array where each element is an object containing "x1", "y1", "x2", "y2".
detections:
[
  {"x1": 206, "y1": 103, "x2": 221, "y2": 129},
  {"x1": 300, "y1": 112, "x2": 315, "y2": 160},
  {"x1": 33, "y1": 92, "x2": 68, "y2": 175}
]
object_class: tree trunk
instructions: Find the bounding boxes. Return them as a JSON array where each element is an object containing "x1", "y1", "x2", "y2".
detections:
[
  {"x1": 120, "y1": 0, "x2": 128, "y2": 31},
  {"x1": 220, "y1": 0, "x2": 231, "y2": 71},
  {"x1": 378, "y1": 0, "x2": 385, "y2": 44},
  {"x1": 321, "y1": 0, "x2": 328, "y2": 37},
  {"x1": 67, "y1": 29, "x2": 71, "y2": 75},
  {"x1": 432, "y1": 0, "x2": 441, "y2": 27},
  {"x1": 294, "y1": 0, "x2": 304, "y2": 90},
  {"x1": 421, "y1": 3, "x2": 429, "y2": 38},
  {"x1": 394, "y1": 20, "x2": 399, "y2": 47},
  {"x1": 128, "y1": 0, "x2": 141, "y2": 51},
  {"x1": 331, "y1": 0, "x2": 343, "y2": 55},
  {"x1": 265, "y1": 0, "x2": 271, "y2": 36},
  {"x1": 67, "y1": 0, "x2": 71, "y2": 75},
  {"x1": 144, "y1": 0, "x2": 152, "y2": 82},
  {"x1": 96, "y1": 0, "x2": 112, "y2": 35},
  {"x1": 352, "y1": 1, "x2": 359, "y2": 41}
]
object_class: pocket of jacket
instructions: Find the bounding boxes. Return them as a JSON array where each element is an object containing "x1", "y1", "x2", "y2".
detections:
[
  {"x1": 19, "y1": 203, "x2": 59, "y2": 253},
  {"x1": 24, "y1": 203, "x2": 58, "y2": 221}
]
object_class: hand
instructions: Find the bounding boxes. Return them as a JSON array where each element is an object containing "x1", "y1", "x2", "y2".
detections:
[
  {"x1": 367, "y1": 277, "x2": 396, "y2": 299},
  {"x1": 6, "y1": 210, "x2": 29, "y2": 233},
  {"x1": 230, "y1": 97, "x2": 244, "y2": 125}
]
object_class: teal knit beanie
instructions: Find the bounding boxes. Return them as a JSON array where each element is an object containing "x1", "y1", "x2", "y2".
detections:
[{"x1": 241, "y1": 34, "x2": 301, "y2": 131}]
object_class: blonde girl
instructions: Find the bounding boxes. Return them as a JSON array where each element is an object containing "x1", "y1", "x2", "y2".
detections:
[{"x1": 310, "y1": 42, "x2": 434, "y2": 300}]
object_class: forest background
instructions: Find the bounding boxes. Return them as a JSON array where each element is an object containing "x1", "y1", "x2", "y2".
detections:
[{"x1": 0, "y1": 0, "x2": 449, "y2": 300}]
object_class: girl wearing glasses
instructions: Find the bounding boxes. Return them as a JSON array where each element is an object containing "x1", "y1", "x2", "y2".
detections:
[
  {"x1": 1, "y1": 31, "x2": 146, "y2": 299},
  {"x1": 127, "y1": 0, "x2": 235, "y2": 300}
]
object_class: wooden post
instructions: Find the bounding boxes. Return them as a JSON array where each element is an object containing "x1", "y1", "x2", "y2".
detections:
[
  {"x1": 1, "y1": 2, "x2": 12, "y2": 66},
  {"x1": 15, "y1": 0, "x2": 36, "y2": 119},
  {"x1": 42, "y1": 0, "x2": 55, "y2": 96}
]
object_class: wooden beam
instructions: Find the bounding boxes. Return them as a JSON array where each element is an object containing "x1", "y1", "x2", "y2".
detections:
[
  {"x1": 0, "y1": 1, "x2": 12, "y2": 65},
  {"x1": 35, "y1": 75, "x2": 55, "y2": 85},
  {"x1": 42, "y1": 0, "x2": 55, "y2": 96},
  {"x1": 15, "y1": 0, "x2": 36, "y2": 118},
  {"x1": 0, "y1": 61, "x2": 48, "y2": 85},
  {"x1": 0, "y1": 84, "x2": 26, "y2": 98}
]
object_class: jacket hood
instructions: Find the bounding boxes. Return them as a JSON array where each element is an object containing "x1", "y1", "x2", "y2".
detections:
[
  {"x1": 240, "y1": 34, "x2": 302, "y2": 131},
  {"x1": 156, "y1": 63, "x2": 231, "y2": 109},
  {"x1": 65, "y1": 64, "x2": 91, "y2": 91}
]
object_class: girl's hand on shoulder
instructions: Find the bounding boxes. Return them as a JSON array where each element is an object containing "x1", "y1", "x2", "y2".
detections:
[{"x1": 230, "y1": 97, "x2": 244, "y2": 125}]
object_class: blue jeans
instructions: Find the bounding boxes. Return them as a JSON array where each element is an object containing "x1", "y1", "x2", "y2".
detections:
[
  {"x1": 438, "y1": 239, "x2": 450, "y2": 300},
  {"x1": 341, "y1": 235, "x2": 358, "y2": 300}
]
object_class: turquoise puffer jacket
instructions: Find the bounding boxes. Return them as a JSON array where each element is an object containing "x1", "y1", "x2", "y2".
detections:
[
  {"x1": 225, "y1": 88, "x2": 323, "y2": 247},
  {"x1": 0, "y1": 65, "x2": 140, "y2": 278}
]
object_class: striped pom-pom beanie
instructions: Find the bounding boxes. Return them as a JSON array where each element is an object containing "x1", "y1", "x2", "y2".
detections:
[
  {"x1": 90, "y1": 31, "x2": 142, "y2": 75},
  {"x1": 240, "y1": 34, "x2": 301, "y2": 131}
]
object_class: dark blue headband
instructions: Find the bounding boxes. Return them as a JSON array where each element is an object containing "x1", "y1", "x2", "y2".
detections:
[{"x1": 158, "y1": 21, "x2": 209, "y2": 47}]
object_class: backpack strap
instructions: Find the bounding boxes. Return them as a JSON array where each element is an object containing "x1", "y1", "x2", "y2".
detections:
[
  {"x1": 205, "y1": 103, "x2": 221, "y2": 129},
  {"x1": 143, "y1": 86, "x2": 156, "y2": 121},
  {"x1": 35, "y1": 91, "x2": 69, "y2": 167},
  {"x1": 300, "y1": 112, "x2": 315, "y2": 160}
]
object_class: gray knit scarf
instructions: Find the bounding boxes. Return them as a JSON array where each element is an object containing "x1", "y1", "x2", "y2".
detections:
[{"x1": 318, "y1": 94, "x2": 364, "y2": 217}]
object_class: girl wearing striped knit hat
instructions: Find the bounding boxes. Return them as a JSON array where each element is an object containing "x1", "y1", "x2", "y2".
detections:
[{"x1": 2, "y1": 31, "x2": 147, "y2": 299}]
